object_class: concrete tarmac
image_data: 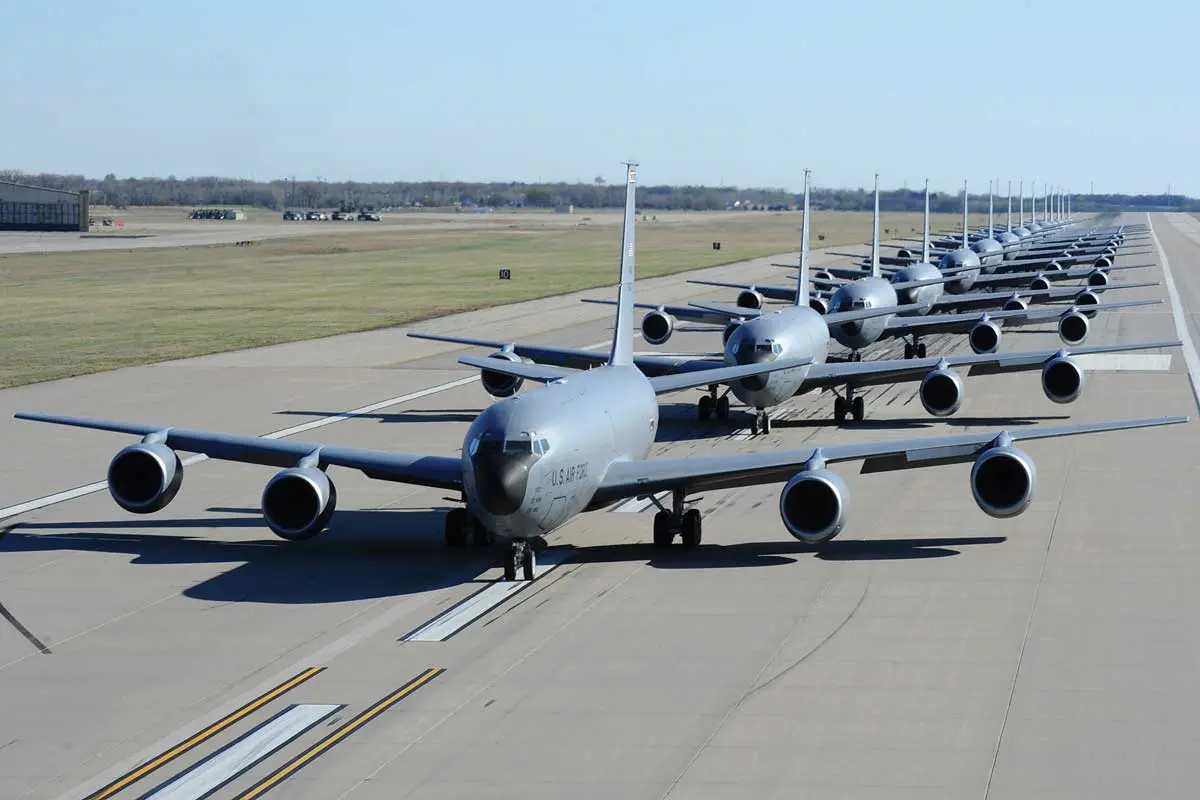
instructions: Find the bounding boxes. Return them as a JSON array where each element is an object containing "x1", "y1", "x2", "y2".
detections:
[{"x1": 0, "y1": 215, "x2": 1194, "y2": 799}]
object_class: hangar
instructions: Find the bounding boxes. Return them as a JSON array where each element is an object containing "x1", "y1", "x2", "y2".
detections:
[{"x1": 0, "y1": 180, "x2": 89, "y2": 232}]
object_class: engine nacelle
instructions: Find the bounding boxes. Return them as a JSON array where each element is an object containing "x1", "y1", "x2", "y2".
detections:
[
  {"x1": 1046, "y1": 260, "x2": 1064, "y2": 271},
  {"x1": 1074, "y1": 290, "x2": 1100, "y2": 318},
  {"x1": 722, "y1": 320, "x2": 742, "y2": 344},
  {"x1": 1029, "y1": 275, "x2": 1052, "y2": 292},
  {"x1": 813, "y1": 269, "x2": 835, "y2": 283},
  {"x1": 970, "y1": 445, "x2": 1036, "y2": 518},
  {"x1": 778, "y1": 469, "x2": 848, "y2": 544},
  {"x1": 809, "y1": 296, "x2": 829, "y2": 315},
  {"x1": 1002, "y1": 296, "x2": 1029, "y2": 312},
  {"x1": 1093, "y1": 256, "x2": 1113, "y2": 269},
  {"x1": 481, "y1": 350, "x2": 530, "y2": 398},
  {"x1": 640, "y1": 310, "x2": 676, "y2": 346},
  {"x1": 1086, "y1": 269, "x2": 1109, "y2": 288},
  {"x1": 896, "y1": 248, "x2": 915, "y2": 259},
  {"x1": 1042, "y1": 354, "x2": 1084, "y2": 404},
  {"x1": 1058, "y1": 310, "x2": 1089, "y2": 346},
  {"x1": 261, "y1": 466, "x2": 337, "y2": 540},
  {"x1": 919, "y1": 367, "x2": 964, "y2": 417},
  {"x1": 969, "y1": 320, "x2": 1002, "y2": 355},
  {"x1": 107, "y1": 442, "x2": 184, "y2": 514},
  {"x1": 736, "y1": 289, "x2": 764, "y2": 310}
]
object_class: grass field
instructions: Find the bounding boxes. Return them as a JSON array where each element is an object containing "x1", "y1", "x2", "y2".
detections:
[{"x1": 0, "y1": 209, "x2": 987, "y2": 387}]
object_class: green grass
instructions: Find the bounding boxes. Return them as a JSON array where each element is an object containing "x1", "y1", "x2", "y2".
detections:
[{"x1": 0, "y1": 209, "x2": 986, "y2": 387}]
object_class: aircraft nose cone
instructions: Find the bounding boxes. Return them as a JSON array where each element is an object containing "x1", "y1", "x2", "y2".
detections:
[{"x1": 471, "y1": 442, "x2": 533, "y2": 516}]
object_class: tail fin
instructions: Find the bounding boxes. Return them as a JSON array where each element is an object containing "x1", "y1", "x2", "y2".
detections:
[
  {"x1": 1018, "y1": 180, "x2": 1024, "y2": 226},
  {"x1": 921, "y1": 178, "x2": 930, "y2": 263},
  {"x1": 1006, "y1": 180, "x2": 1012, "y2": 231},
  {"x1": 608, "y1": 162, "x2": 638, "y2": 367},
  {"x1": 987, "y1": 179, "x2": 994, "y2": 239},
  {"x1": 794, "y1": 169, "x2": 811, "y2": 308},
  {"x1": 870, "y1": 173, "x2": 881, "y2": 279},
  {"x1": 961, "y1": 179, "x2": 969, "y2": 247}
]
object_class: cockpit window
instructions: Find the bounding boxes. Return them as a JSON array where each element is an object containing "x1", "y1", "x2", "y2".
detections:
[
  {"x1": 851, "y1": 298, "x2": 870, "y2": 310},
  {"x1": 503, "y1": 439, "x2": 533, "y2": 455}
]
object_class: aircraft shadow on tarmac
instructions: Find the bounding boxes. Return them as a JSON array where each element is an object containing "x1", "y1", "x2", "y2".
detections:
[
  {"x1": 275, "y1": 408, "x2": 482, "y2": 424},
  {"x1": 0, "y1": 507, "x2": 493, "y2": 604}
]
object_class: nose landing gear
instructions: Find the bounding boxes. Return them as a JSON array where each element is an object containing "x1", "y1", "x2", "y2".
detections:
[
  {"x1": 749, "y1": 408, "x2": 772, "y2": 435},
  {"x1": 504, "y1": 538, "x2": 536, "y2": 581}
]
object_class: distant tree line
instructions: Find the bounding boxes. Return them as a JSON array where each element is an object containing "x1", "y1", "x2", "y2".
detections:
[{"x1": 1, "y1": 169, "x2": 1196, "y2": 213}]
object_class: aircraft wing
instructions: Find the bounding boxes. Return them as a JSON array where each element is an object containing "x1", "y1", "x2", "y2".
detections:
[
  {"x1": 583, "y1": 297, "x2": 758, "y2": 324},
  {"x1": 590, "y1": 416, "x2": 1186, "y2": 504},
  {"x1": 686, "y1": 279, "x2": 798, "y2": 301},
  {"x1": 457, "y1": 356, "x2": 578, "y2": 383},
  {"x1": 12, "y1": 414, "x2": 465, "y2": 489},
  {"x1": 771, "y1": 263, "x2": 875, "y2": 280},
  {"x1": 821, "y1": 302, "x2": 930, "y2": 325},
  {"x1": 646, "y1": 357, "x2": 813, "y2": 395},
  {"x1": 929, "y1": 282, "x2": 1160, "y2": 313},
  {"x1": 799, "y1": 340, "x2": 1180, "y2": 391},
  {"x1": 972, "y1": 263, "x2": 1154, "y2": 289},
  {"x1": 879, "y1": 299, "x2": 1159, "y2": 339}
]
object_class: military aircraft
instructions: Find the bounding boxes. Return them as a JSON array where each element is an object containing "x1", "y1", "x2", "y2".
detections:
[
  {"x1": 412, "y1": 170, "x2": 1179, "y2": 430},
  {"x1": 13, "y1": 163, "x2": 1188, "y2": 582}
]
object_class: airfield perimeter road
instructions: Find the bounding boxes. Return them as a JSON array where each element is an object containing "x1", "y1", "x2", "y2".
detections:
[{"x1": 0, "y1": 214, "x2": 1195, "y2": 799}]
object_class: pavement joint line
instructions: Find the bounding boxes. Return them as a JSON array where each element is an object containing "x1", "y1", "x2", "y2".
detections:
[
  {"x1": 79, "y1": 667, "x2": 324, "y2": 800},
  {"x1": 1146, "y1": 213, "x2": 1200, "y2": 413},
  {"x1": 0, "y1": 337, "x2": 614, "y2": 523}
]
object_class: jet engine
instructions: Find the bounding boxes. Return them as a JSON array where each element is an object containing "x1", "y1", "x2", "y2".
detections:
[
  {"x1": 813, "y1": 270, "x2": 835, "y2": 283},
  {"x1": 968, "y1": 320, "x2": 1002, "y2": 354},
  {"x1": 808, "y1": 296, "x2": 830, "y2": 315},
  {"x1": 736, "y1": 289, "x2": 765, "y2": 310},
  {"x1": 919, "y1": 367, "x2": 964, "y2": 417},
  {"x1": 1046, "y1": 260, "x2": 1064, "y2": 271},
  {"x1": 1074, "y1": 290, "x2": 1101, "y2": 318},
  {"x1": 481, "y1": 350, "x2": 532, "y2": 398},
  {"x1": 1041, "y1": 354, "x2": 1084, "y2": 404},
  {"x1": 1058, "y1": 311, "x2": 1089, "y2": 346},
  {"x1": 1086, "y1": 269, "x2": 1110, "y2": 288},
  {"x1": 778, "y1": 469, "x2": 848, "y2": 544},
  {"x1": 722, "y1": 320, "x2": 742, "y2": 344},
  {"x1": 1002, "y1": 296, "x2": 1029, "y2": 312},
  {"x1": 970, "y1": 444, "x2": 1036, "y2": 518},
  {"x1": 896, "y1": 248, "x2": 915, "y2": 259},
  {"x1": 1029, "y1": 275, "x2": 1052, "y2": 292},
  {"x1": 1093, "y1": 256, "x2": 1113, "y2": 269},
  {"x1": 261, "y1": 466, "x2": 338, "y2": 540},
  {"x1": 107, "y1": 442, "x2": 184, "y2": 514}
]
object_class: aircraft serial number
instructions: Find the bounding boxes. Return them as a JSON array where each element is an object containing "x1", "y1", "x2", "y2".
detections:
[{"x1": 550, "y1": 463, "x2": 588, "y2": 486}]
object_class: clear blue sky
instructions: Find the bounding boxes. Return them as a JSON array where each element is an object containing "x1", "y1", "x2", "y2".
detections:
[{"x1": 1, "y1": 0, "x2": 1194, "y2": 195}]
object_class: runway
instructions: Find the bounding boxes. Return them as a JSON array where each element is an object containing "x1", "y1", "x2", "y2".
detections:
[{"x1": 0, "y1": 214, "x2": 1195, "y2": 799}]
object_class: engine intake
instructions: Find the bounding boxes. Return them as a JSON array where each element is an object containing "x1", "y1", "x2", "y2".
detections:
[
  {"x1": 813, "y1": 270, "x2": 835, "y2": 283},
  {"x1": 919, "y1": 367, "x2": 964, "y2": 417},
  {"x1": 1046, "y1": 260, "x2": 1064, "y2": 271},
  {"x1": 1074, "y1": 290, "x2": 1100, "y2": 317},
  {"x1": 1042, "y1": 354, "x2": 1084, "y2": 404},
  {"x1": 1093, "y1": 256, "x2": 1113, "y2": 269},
  {"x1": 736, "y1": 289, "x2": 764, "y2": 310},
  {"x1": 641, "y1": 310, "x2": 676, "y2": 346},
  {"x1": 1029, "y1": 275, "x2": 1051, "y2": 292},
  {"x1": 1086, "y1": 269, "x2": 1109, "y2": 288},
  {"x1": 1002, "y1": 296, "x2": 1029, "y2": 312},
  {"x1": 481, "y1": 350, "x2": 530, "y2": 398},
  {"x1": 970, "y1": 445, "x2": 1036, "y2": 518},
  {"x1": 779, "y1": 469, "x2": 848, "y2": 544},
  {"x1": 1058, "y1": 311, "x2": 1089, "y2": 345},
  {"x1": 809, "y1": 296, "x2": 829, "y2": 315},
  {"x1": 969, "y1": 320, "x2": 1002, "y2": 354},
  {"x1": 107, "y1": 442, "x2": 184, "y2": 513},
  {"x1": 261, "y1": 466, "x2": 337, "y2": 540},
  {"x1": 896, "y1": 248, "x2": 915, "y2": 259}
]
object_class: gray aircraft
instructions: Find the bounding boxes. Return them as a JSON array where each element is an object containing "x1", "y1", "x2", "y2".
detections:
[
  {"x1": 412, "y1": 170, "x2": 1180, "y2": 429},
  {"x1": 13, "y1": 163, "x2": 1188, "y2": 583}
]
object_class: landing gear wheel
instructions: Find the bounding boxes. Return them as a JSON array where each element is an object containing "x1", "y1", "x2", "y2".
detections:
[
  {"x1": 444, "y1": 508, "x2": 467, "y2": 547},
  {"x1": 715, "y1": 395, "x2": 730, "y2": 420},
  {"x1": 680, "y1": 508, "x2": 702, "y2": 548},
  {"x1": 503, "y1": 549, "x2": 517, "y2": 581},
  {"x1": 834, "y1": 396, "x2": 846, "y2": 422},
  {"x1": 760, "y1": 413, "x2": 772, "y2": 434},
  {"x1": 698, "y1": 395, "x2": 713, "y2": 421},
  {"x1": 653, "y1": 510, "x2": 674, "y2": 547},
  {"x1": 749, "y1": 415, "x2": 759, "y2": 436},
  {"x1": 916, "y1": 342, "x2": 927, "y2": 358},
  {"x1": 904, "y1": 343, "x2": 914, "y2": 360},
  {"x1": 851, "y1": 396, "x2": 865, "y2": 421},
  {"x1": 522, "y1": 547, "x2": 537, "y2": 581},
  {"x1": 504, "y1": 539, "x2": 534, "y2": 581}
]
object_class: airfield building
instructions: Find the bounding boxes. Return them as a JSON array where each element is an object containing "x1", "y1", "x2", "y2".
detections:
[{"x1": 0, "y1": 181, "x2": 89, "y2": 232}]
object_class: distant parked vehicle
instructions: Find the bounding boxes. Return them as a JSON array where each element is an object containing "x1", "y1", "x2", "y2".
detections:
[
  {"x1": 357, "y1": 212, "x2": 381, "y2": 221},
  {"x1": 282, "y1": 211, "x2": 302, "y2": 220}
]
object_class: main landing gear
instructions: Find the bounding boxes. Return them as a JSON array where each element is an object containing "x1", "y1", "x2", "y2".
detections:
[
  {"x1": 833, "y1": 388, "x2": 865, "y2": 423},
  {"x1": 903, "y1": 340, "x2": 927, "y2": 359},
  {"x1": 444, "y1": 507, "x2": 493, "y2": 547},
  {"x1": 697, "y1": 384, "x2": 731, "y2": 421},
  {"x1": 749, "y1": 408, "x2": 772, "y2": 435},
  {"x1": 650, "y1": 489, "x2": 703, "y2": 548}
]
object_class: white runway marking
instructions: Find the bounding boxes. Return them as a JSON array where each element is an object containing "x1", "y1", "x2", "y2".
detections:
[
  {"x1": 401, "y1": 550, "x2": 572, "y2": 641},
  {"x1": 143, "y1": 703, "x2": 341, "y2": 800},
  {"x1": 1146, "y1": 213, "x2": 1200, "y2": 411},
  {"x1": 1073, "y1": 353, "x2": 1173, "y2": 371}
]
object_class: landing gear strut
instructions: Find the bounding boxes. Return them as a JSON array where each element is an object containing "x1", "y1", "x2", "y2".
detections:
[
  {"x1": 749, "y1": 408, "x2": 771, "y2": 435},
  {"x1": 651, "y1": 489, "x2": 702, "y2": 548},
  {"x1": 504, "y1": 538, "x2": 537, "y2": 581},
  {"x1": 834, "y1": 389, "x2": 865, "y2": 423},
  {"x1": 697, "y1": 384, "x2": 731, "y2": 421},
  {"x1": 903, "y1": 340, "x2": 927, "y2": 360}
]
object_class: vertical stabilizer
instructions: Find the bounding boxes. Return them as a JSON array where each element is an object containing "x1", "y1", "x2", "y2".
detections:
[
  {"x1": 870, "y1": 173, "x2": 881, "y2": 279},
  {"x1": 608, "y1": 162, "x2": 638, "y2": 367},
  {"x1": 921, "y1": 178, "x2": 930, "y2": 264},
  {"x1": 794, "y1": 170, "x2": 811, "y2": 308},
  {"x1": 1031, "y1": 182, "x2": 1037, "y2": 224},
  {"x1": 961, "y1": 180, "x2": 969, "y2": 247},
  {"x1": 1018, "y1": 180, "x2": 1024, "y2": 226},
  {"x1": 988, "y1": 179, "x2": 994, "y2": 238},
  {"x1": 1007, "y1": 180, "x2": 1012, "y2": 231}
]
